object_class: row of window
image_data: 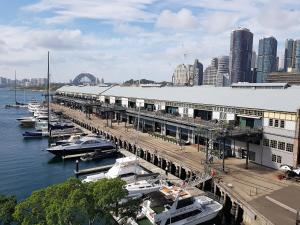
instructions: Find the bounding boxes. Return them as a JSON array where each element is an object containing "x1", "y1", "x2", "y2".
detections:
[
  {"x1": 272, "y1": 154, "x2": 282, "y2": 163},
  {"x1": 263, "y1": 139, "x2": 293, "y2": 152},
  {"x1": 269, "y1": 119, "x2": 285, "y2": 128}
]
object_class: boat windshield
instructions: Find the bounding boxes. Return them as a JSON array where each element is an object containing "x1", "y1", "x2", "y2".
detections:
[{"x1": 74, "y1": 140, "x2": 83, "y2": 144}]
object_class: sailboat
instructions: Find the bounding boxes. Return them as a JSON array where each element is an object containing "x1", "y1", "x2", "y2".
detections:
[
  {"x1": 22, "y1": 52, "x2": 51, "y2": 138},
  {"x1": 5, "y1": 71, "x2": 27, "y2": 108}
]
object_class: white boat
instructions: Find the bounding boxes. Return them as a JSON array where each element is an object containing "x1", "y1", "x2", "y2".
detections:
[
  {"x1": 83, "y1": 156, "x2": 147, "y2": 183},
  {"x1": 28, "y1": 104, "x2": 42, "y2": 112},
  {"x1": 19, "y1": 117, "x2": 37, "y2": 127},
  {"x1": 35, "y1": 120, "x2": 48, "y2": 130},
  {"x1": 17, "y1": 116, "x2": 33, "y2": 121},
  {"x1": 140, "y1": 185, "x2": 223, "y2": 225},
  {"x1": 125, "y1": 179, "x2": 163, "y2": 198}
]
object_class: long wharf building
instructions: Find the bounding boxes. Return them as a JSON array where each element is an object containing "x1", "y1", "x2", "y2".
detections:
[{"x1": 55, "y1": 85, "x2": 300, "y2": 170}]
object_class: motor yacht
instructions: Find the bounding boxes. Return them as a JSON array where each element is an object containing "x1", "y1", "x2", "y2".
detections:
[
  {"x1": 23, "y1": 129, "x2": 49, "y2": 138},
  {"x1": 50, "y1": 121, "x2": 74, "y2": 130},
  {"x1": 140, "y1": 185, "x2": 223, "y2": 225},
  {"x1": 35, "y1": 120, "x2": 48, "y2": 130},
  {"x1": 125, "y1": 179, "x2": 163, "y2": 198},
  {"x1": 47, "y1": 136, "x2": 115, "y2": 156},
  {"x1": 55, "y1": 134, "x2": 82, "y2": 145},
  {"x1": 83, "y1": 156, "x2": 146, "y2": 183},
  {"x1": 19, "y1": 117, "x2": 37, "y2": 127}
]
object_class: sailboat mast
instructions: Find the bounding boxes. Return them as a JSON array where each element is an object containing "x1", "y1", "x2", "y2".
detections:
[
  {"x1": 47, "y1": 51, "x2": 50, "y2": 133},
  {"x1": 14, "y1": 70, "x2": 17, "y2": 104}
]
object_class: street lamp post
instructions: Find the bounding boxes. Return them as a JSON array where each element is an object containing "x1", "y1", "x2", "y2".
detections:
[
  {"x1": 206, "y1": 129, "x2": 209, "y2": 164},
  {"x1": 222, "y1": 128, "x2": 229, "y2": 172}
]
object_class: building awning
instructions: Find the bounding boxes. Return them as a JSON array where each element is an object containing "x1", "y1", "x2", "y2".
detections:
[{"x1": 237, "y1": 114, "x2": 261, "y2": 119}]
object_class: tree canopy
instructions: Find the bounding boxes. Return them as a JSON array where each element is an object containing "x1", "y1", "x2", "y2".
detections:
[
  {"x1": 0, "y1": 177, "x2": 137, "y2": 225},
  {"x1": 0, "y1": 194, "x2": 17, "y2": 225}
]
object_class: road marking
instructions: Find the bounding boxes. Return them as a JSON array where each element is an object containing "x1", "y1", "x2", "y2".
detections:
[{"x1": 265, "y1": 196, "x2": 297, "y2": 214}]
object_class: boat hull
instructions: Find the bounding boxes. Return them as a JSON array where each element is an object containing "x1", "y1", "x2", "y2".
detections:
[
  {"x1": 47, "y1": 146, "x2": 116, "y2": 156},
  {"x1": 23, "y1": 131, "x2": 49, "y2": 138},
  {"x1": 20, "y1": 121, "x2": 36, "y2": 127}
]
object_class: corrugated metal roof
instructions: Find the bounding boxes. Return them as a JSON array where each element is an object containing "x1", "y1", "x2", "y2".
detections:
[{"x1": 56, "y1": 85, "x2": 300, "y2": 112}]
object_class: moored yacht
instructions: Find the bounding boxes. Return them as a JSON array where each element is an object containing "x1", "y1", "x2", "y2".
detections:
[
  {"x1": 19, "y1": 117, "x2": 37, "y2": 127},
  {"x1": 23, "y1": 129, "x2": 49, "y2": 138},
  {"x1": 125, "y1": 179, "x2": 163, "y2": 198},
  {"x1": 47, "y1": 136, "x2": 115, "y2": 156},
  {"x1": 83, "y1": 156, "x2": 147, "y2": 183},
  {"x1": 35, "y1": 120, "x2": 48, "y2": 130},
  {"x1": 140, "y1": 185, "x2": 223, "y2": 225},
  {"x1": 55, "y1": 134, "x2": 82, "y2": 145}
]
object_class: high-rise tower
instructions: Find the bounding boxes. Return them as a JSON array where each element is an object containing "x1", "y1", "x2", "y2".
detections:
[
  {"x1": 216, "y1": 56, "x2": 230, "y2": 86},
  {"x1": 229, "y1": 28, "x2": 253, "y2": 83},
  {"x1": 256, "y1": 36, "x2": 277, "y2": 83},
  {"x1": 284, "y1": 39, "x2": 296, "y2": 72},
  {"x1": 193, "y1": 59, "x2": 204, "y2": 85},
  {"x1": 294, "y1": 40, "x2": 300, "y2": 72}
]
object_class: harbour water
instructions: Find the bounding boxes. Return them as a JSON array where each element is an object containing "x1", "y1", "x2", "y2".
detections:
[
  {"x1": 0, "y1": 87, "x2": 236, "y2": 225},
  {"x1": 0, "y1": 88, "x2": 116, "y2": 200}
]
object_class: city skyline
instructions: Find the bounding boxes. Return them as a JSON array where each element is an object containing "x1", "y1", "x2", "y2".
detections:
[{"x1": 0, "y1": 0, "x2": 300, "y2": 82}]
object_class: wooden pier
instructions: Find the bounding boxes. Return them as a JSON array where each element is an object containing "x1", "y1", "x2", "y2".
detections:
[
  {"x1": 74, "y1": 164, "x2": 113, "y2": 176},
  {"x1": 53, "y1": 104, "x2": 300, "y2": 225}
]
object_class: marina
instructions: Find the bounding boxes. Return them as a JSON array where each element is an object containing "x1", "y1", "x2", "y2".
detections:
[
  {"x1": 0, "y1": 88, "x2": 118, "y2": 201},
  {"x1": 1, "y1": 86, "x2": 300, "y2": 225},
  {"x1": 50, "y1": 92, "x2": 300, "y2": 225},
  {"x1": 0, "y1": 88, "x2": 225, "y2": 225}
]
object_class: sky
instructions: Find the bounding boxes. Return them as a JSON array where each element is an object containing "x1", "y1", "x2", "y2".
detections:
[{"x1": 0, "y1": 0, "x2": 300, "y2": 82}]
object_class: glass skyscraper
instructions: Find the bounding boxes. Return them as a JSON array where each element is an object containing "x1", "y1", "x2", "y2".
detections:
[
  {"x1": 216, "y1": 56, "x2": 230, "y2": 87},
  {"x1": 229, "y1": 28, "x2": 253, "y2": 83},
  {"x1": 193, "y1": 59, "x2": 204, "y2": 85},
  {"x1": 284, "y1": 39, "x2": 296, "y2": 72},
  {"x1": 256, "y1": 37, "x2": 277, "y2": 83},
  {"x1": 295, "y1": 40, "x2": 300, "y2": 72}
]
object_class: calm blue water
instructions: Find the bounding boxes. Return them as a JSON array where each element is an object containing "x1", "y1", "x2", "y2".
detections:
[{"x1": 0, "y1": 88, "x2": 116, "y2": 200}]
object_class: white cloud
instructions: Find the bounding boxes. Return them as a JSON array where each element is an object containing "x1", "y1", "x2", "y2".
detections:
[
  {"x1": 2, "y1": 0, "x2": 300, "y2": 82},
  {"x1": 156, "y1": 8, "x2": 199, "y2": 30},
  {"x1": 23, "y1": 0, "x2": 157, "y2": 24},
  {"x1": 200, "y1": 11, "x2": 239, "y2": 34},
  {"x1": 113, "y1": 23, "x2": 145, "y2": 35}
]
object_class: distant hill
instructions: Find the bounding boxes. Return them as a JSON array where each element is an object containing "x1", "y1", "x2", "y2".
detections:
[
  {"x1": 124, "y1": 79, "x2": 155, "y2": 85},
  {"x1": 123, "y1": 79, "x2": 171, "y2": 86}
]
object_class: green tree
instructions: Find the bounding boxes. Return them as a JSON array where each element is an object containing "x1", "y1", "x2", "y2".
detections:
[
  {"x1": 14, "y1": 178, "x2": 94, "y2": 225},
  {"x1": 90, "y1": 178, "x2": 127, "y2": 216},
  {"x1": 12, "y1": 177, "x2": 133, "y2": 225},
  {"x1": 0, "y1": 194, "x2": 17, "y2": 225},
  {"x1": 118, "y1": 198, "x2": 142, "y2": 220}
]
